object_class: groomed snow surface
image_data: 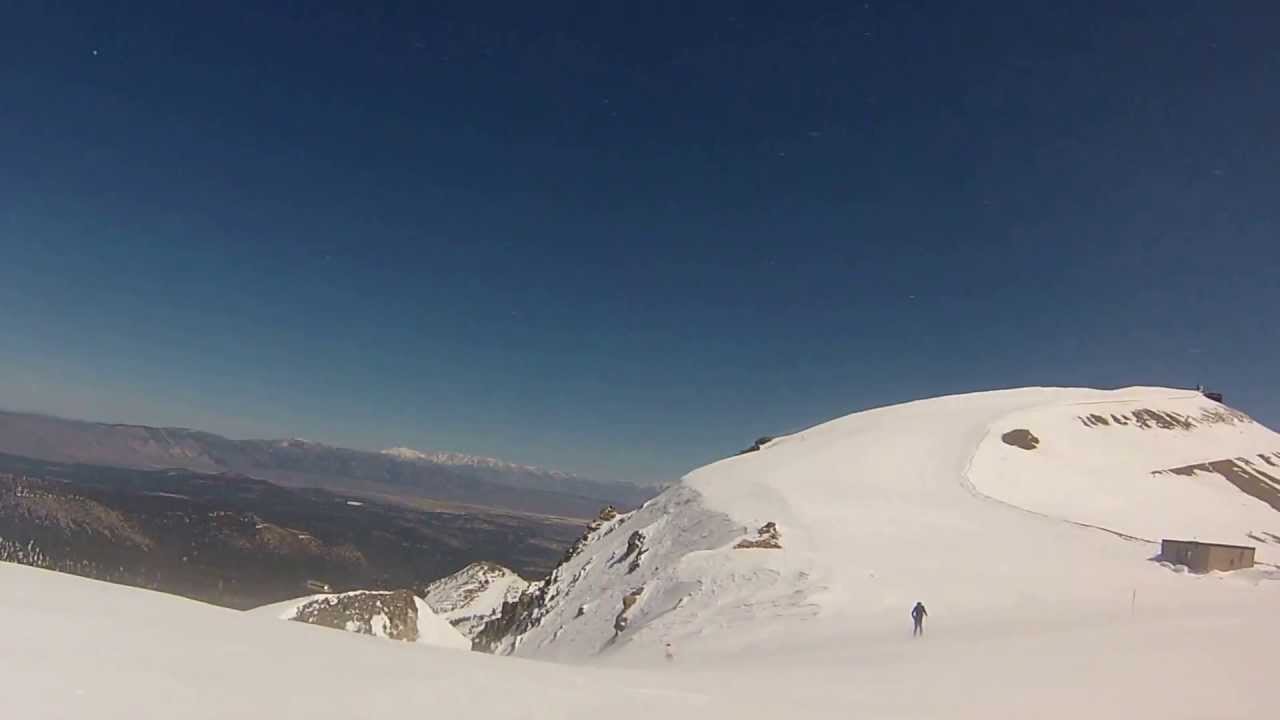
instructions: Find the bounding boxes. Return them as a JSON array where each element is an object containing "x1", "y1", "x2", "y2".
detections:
[{"x1": 3, "y1": 387, "x2": 1279, "y2": 719}]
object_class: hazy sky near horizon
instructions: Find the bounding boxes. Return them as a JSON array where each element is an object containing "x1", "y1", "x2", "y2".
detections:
[{"x1": 2, "y1": 2, "x2": 1278, "y2": 483}]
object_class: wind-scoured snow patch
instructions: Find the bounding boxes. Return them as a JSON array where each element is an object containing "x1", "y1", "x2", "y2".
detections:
[
  {"x1": 969, "y1": 388, "x2": 1280, "y2": 560},
  {"x1": 1155, "y1": 458, "x2": 1280, "y2": 513}
]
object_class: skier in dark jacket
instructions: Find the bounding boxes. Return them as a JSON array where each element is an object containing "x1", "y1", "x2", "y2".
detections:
[{"x1": 911, "y1": 602, "x2": 928, "y2": 636}]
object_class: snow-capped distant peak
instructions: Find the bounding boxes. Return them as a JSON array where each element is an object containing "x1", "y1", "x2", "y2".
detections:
[{"x1": 382, "y1": 447, "x2": 569, "y2": 478}]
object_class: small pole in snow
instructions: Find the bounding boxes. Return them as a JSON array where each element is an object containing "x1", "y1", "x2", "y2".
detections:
[{"x1": 1130, "y1": 589, "x2": 1136, "y2": 618}]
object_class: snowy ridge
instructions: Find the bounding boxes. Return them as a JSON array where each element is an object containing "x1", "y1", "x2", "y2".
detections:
[
  {"x1": 484, "y1": 387, "x2": 1280, "y2": 664},
  {"x1": 421, "y1": 562, "x2": 529, "y2": 639}
]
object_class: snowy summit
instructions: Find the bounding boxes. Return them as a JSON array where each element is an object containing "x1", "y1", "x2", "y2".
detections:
[
  {"x1": 421, "y1": 561, "x2": 530, "y2": 640},
  {"x1": 474, "y1": 386, "x2": 1280, "y2": 666},
  {"x1": 2, "y1": 386, "x2": 1278, "y2": 719}
]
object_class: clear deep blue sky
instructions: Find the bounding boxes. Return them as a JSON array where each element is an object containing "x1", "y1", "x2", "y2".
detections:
[{"x1": 1, "y1": 2, "x2": 1277, "y2": 483}]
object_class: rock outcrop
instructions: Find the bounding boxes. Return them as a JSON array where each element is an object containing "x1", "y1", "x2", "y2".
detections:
[
  {"x1": 615, "y1": 530, "x2": 648, "y2": 573},
  {"x1": 737, "y1": 436, "x2": 776, "y2": 455},
  {"x1": 1155, "y1": 455, "x2": 1280, "y2": 512},
  {"x1": 276, "y1": 589, "x2": 471, "y2": 649},
  {"x1": 734, "y1": 522, "x2": 782, "y2": 549},
  {"x1": 472, "y1": 505, "x2": 631, "y2": 653},
  {"x1": 1001, "y1": 429, "x2": 1040, "y2": 450},
  {"x1": 613, "y1": 587, "x2": 644, "y2": 634},
  {"x1": 285, "y1": 590, "x2": 422, "y2": 642},
  {"x1": 420, "y1": 561, "x2": 529, "y2": 639}
]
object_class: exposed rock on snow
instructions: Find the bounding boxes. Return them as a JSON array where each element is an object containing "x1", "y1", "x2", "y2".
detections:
[
  {"x1": 283, "y1": 590, "x2": 419, "y2": 640},
  {"x1": 1155, "y1": 457, "x2": 1280, "y2": 512},
  {"x1": 272, "y1": 589, "x2": 469, "y2": 649},
  {"x1": 555, "y1": 502, "x2": 624, "y2": 568},
  {"x1": 615, "y1": 531, "x2": 647, "y2": 573},
  {"x1": 472, "y1": 503, "x2": 640, "y2": 654},
  {"x1": 1001, "y1": 429, "x2": 1040, "y2": 450},
  {"x1": 1077, "y1": 406, "x2": 1252, "y2": 431},
  {"x1": 613, "y1": 587, "x2": 644, "y2": 634},
  {"x1": 737, "y1": 436, "x2": 775, "y2": 455},
  {"x1": 734, "y1": 522, "x2": 781, "y2": 549},
  {"x1": 564, "y1": 506, "x2": 622, "y2": 561},
  {"x1": 420, "y1": 561, "x2": 529, "y2": 639}
]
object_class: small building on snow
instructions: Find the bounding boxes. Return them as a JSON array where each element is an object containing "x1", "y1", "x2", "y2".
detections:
[{"x1": 1160, "y1": 539, "x2": 1254, "y2": 573}]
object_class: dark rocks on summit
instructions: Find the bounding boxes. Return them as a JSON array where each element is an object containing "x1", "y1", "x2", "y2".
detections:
[
  {"x1": 737, "y1": 436, "x2": 776, "y2": 455},
  {"x1": 734, "y1": 521, "x2": 781, "y2": 549},
  {"x1": 1001, "y1": 429, "x2": 1040, "y2": 450}
]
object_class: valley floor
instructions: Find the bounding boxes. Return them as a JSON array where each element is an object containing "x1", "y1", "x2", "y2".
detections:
[{"x1": 2, "y1": 561, "x2": 1276, "y2": 719}]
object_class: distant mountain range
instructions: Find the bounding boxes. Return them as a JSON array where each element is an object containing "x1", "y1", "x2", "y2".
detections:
[
  {"x1": 0, "y1": 451, "x2": 577, "y2": 609},
  {"x1": 382, "y1": 446, "x2": 571, "y2": 475},
  {"x1": 0, "y1": 410, "x2": 653, "y2": 518}
]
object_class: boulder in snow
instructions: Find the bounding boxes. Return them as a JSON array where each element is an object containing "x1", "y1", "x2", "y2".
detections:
[{"x1": 734, "y1": 521, "x2": 782, "y2": 549}]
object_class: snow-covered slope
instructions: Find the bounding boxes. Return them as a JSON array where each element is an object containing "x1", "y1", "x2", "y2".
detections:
[
  {"x1": 3, "y1": 386, "x2": 1279, "y2": 719},
  {"x1": 5, "y1": 555, "x2": 1278, "y2": 719},
  {"x1": 968, "y1": 392, "x2": 1280, "y2": 550},
  {"x1": 421, "y1": 561, "x2": 529, "y2": 639},
  {"x1": 0, "y1": 562, "x2": 711, "y2": 718},
  {"x1": 484, "y1": 387, "x2": 1280, "y2": 663}
]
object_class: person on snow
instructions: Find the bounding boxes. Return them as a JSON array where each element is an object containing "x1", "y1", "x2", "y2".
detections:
[{"x1": 911, "y1": 602, "x2": 928, "y2": 637}]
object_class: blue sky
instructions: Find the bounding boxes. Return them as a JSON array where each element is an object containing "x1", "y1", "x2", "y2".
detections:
[{"x1": 1, "y1": 2, "x2": 1277, "y2": 483}]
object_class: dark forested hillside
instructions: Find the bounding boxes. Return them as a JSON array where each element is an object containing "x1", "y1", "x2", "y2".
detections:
[{"x1": 0, "y1": 453, "x2": 583, "y2": 609}]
